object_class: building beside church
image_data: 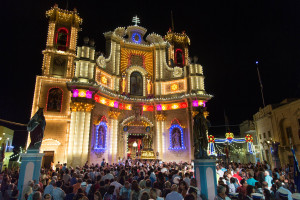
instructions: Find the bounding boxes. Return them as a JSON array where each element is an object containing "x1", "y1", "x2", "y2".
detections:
[
  {"x1": 30, "y1": 5, "x2": 212, "y2": 167},
  {"x1": 253, "y1": 98, "x2": 300, "y2": 169}
]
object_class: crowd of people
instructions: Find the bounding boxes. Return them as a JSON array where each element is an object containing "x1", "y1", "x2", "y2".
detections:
[{"x1": 0, "y1": 159, "x2": 299, "y2": 200}]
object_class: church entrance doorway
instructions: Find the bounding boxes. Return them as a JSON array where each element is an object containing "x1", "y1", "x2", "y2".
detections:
[
  {"x1": 42, "y1": 151, "x2": 54, "y2": 169},
  {"x1": 127, "y1": 134, "x2": 144, "y2": 159}
]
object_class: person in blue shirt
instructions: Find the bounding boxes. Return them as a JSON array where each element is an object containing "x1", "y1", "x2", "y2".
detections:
[
  {"x1": 275, "y1": 181, "x2": 292, "y2": 200},
  {"x1": 166, "y1": 184, "x2": 183, "y2": 200},
  {"x1": 246, "y1": 171, "x2": 258, "y2": 186},
  {"x1": 264, "y1": 171, "x2": 273, "y2": 189}
]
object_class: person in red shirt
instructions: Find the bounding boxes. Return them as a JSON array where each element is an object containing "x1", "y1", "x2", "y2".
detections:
[
  {"x1": 233, "y1": 168, "x2": 242, "y2": 184},
  {"x1": 236, "y1": 179, "x2": 248, "y2": 199}
]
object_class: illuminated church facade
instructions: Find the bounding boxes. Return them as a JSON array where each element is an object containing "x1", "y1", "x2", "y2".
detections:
[{"x1": 31, "y1": 5, "x2": 212, "y2": 167}]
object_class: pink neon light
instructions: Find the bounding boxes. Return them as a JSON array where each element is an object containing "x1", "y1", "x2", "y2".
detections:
[
  {"x1": 114, "y1": 101, "x2": 119, "y2": 108},
  {"x1": 86, "y1": 90, "x2": 93, "y2": 99},
  {"x1": 156, "y1": 104, "x2": 162, "y2": 111},
  {"x1": 192, "y1": 100, "x2": 198, "y2": 107},
  {"x1": 72, "y1": 89, "x2": 79, "y2": 97}
]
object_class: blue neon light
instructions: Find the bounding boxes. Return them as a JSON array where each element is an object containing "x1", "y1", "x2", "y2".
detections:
[
  {"x1": 132, "y1": 32, "x2": 142, "y2": 44},
  {"x1": 94, "y1": 122, "x2": 107, "y2": 151},
  {"x1": 169, "y1": 124, "x2": 186, "y2": 150}
]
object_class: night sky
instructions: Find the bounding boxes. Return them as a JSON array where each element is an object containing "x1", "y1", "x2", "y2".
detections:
[{"x1": 1, "y1": 0, "x2": 299, "y2": 148}]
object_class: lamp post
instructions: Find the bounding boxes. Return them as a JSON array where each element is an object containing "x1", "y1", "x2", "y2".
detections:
[{"x1": 132, "y1": 141, "x2": 137, "y2": 159}]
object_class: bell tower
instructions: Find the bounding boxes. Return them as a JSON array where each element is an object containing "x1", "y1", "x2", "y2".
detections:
[
  {"x1": 30, "y1": 5, "x2": 82, "y2": 166},
  {"x1": 42, "y1": 4, "x2": 82, "y2": 78},
  {"x1": 165, "y1": 29, "x2": 190, "y2": 67}
]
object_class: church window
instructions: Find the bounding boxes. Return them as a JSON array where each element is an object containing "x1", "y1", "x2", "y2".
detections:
[
  {"x1": 46, "y1": 88, "x2": 63, "y2": 112},
  {"x1": 55, "y1": 27, "x2": 69, "y2": 51},
  {"x1": 130, "y1": 71, "x2": 143, "y2": 96},
  {"x1": 175, "y1": 48, "x2": 184, "y2": 66}
]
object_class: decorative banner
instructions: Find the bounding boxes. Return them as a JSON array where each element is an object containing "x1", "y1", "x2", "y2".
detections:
[
  {"x1": 245, "y1": 134, "x2": 254, "y2": 154},
  {"x1": 94, "y1": 94, "x2": 132, "y2": 110},
  {"x1": 208, "y1": 135, "x2": 215, "y2": 156}
]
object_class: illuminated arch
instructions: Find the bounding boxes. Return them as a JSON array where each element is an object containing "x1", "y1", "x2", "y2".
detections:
[
  {"x1": 55, "y1": 27, "x2": 69, "y2": 50},
  {"x1": 175, "y1": 48, "x2": 184, "y2": 66},
  {"x1": 126, "y1": 66, "x2": 147, "y2": 96},
  {"x1": 169, "y1": 124, "x2": 186, "y2": 150}
]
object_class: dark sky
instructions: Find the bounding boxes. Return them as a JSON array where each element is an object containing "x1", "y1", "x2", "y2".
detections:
[{"x1": 1, "y1": 0, "x2": 299, "y2": 148}]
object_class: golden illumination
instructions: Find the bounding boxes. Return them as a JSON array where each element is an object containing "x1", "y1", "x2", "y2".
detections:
[
  {"x1": 70, "y1": 102, "x2": 94, "y2": 112},
  {"x1": 101, "y1": 76, "x2": 107, "y2": 84},
  {"x1": 46, "y1": 5, "x2": 82, "y2": 28},
  {"x1": 171, "y1": 83, "x2": 178, "y2": 91},
  {"x1": 108, "y1": 111, "x2": 121, "y2": 119},
  {"x1": 155, "y1": 114, "x2": 166, "y2": 121},
  {"x1": 164, "y1": 31, "x2": 190, "y2": 45},
  {"x1": 120, "y1": 47, "x2": 154, "y2": 77}
]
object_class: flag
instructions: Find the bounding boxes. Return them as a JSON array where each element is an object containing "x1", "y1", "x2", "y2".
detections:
[{"x1": 291, "y1": 148, "x2": 300, "y2": 192}]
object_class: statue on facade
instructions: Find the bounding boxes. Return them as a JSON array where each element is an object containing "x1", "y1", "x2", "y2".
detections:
[
  {"x1": 193, "y1": 106, "x2": 209, "y2": 159},
  {"x1": 172, "y1": 128, "x2": 181, "y2": 148},
  {"x1": 27, "y1": 108, "x2": 46, "y2": 149}
]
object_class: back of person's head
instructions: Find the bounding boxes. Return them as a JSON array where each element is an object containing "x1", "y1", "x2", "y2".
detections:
[
  {"x1": 77, "y1": 188, "x2": 84, "y2": 194},
  {"x1": 165, "y1": 181, "x2": 171, "y2": 189},
  {"x1": 217, "y1": 185, "x2": 225, "y2": 195},
  {"x1": 150, "y1": 188, "x2": 157, "y2": 199},
  {"x1": 263, "y1": 188, "x2": 271, "y2": 199},
  {"x1": 240, "y1": 179, "x2": 246, "y2": 186},
  {"x1": 230, "y1": 177, "x2": 236, "y2": 184},
  {"x1": 171, "y1": 184, "x2": 178, "y2": 192},
  {"x1": 33, "y1": 184, "x2": 40, "y2": 191},
  {"x1": 185, "y1": 172, "x2": 190, "y2": 178},
  {"x1": 43, "y1": 193, "x2": 51, "y2": 200},
  {"x1": 32, "y1": 191, "x2": 42, "y2": 200},
  {"x1": 184, "y1": 194, "x2": 195, "y2": 200},
  {"x1": 255, "y1": 182, "x2": 262, "y2": 189},
  {"x1": 67, "y1": 186, "x2": 74, "y2": 194},
  {"x1": 190, "y1": 178, "x2": 197, "y2": 187},
  {"x1": 140, "y1": 191, "x2": 150, "y2": 200},
  {"x1": 187, "y1": 187, "x2": 197, "y2": 195},
  {"x1": 249, "y1": 171, "x2": 254, "y2": 178},
  {"x1": 275, "y1": 181, "x2": 282, "y2": 189},
  {"x1": 56, "y1": 181, "x2": 62, "y2": 188},
  {"x1": 246, "y1": 185, "x2": 254, "y2": 196},
  {"x1": 11, "y1": 189, "x2": 19, "y2": 199},
  {"x1": 77, "y1": 178, "x2": 83, "y2": 183},
  {"x1": 145, "y1": 179, "x2": 151, "y2": 188},
  {"x1": 108, "y1": 185, "x2": 115, "y2": 194},
  {"x1": 100, "y1": 181, "x2": 105, "y2": 186},
  {"x1": 262, "y1": 181, "x2": 268, "y2": 188}
]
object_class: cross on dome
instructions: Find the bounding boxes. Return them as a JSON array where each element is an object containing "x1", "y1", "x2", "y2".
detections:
[{"x1": 132, "y1": 15, "x2": 140, "y2": 26}]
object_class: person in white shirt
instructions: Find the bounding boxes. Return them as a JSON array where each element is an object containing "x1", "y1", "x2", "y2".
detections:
[{"x1": 110, "y1": 177, "x2": 122, "y2": 197}]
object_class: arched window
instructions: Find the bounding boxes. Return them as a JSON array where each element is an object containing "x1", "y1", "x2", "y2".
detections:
[
  {"x1": 130, "y1": 71, "x2": 143, "y2": 96},
  {"x1": 46, "y1": 88, "x2": 63, "y2": 112},
  {"x1": 169, "y1": 124, "x2": 186, "y2": 150},
  {"x1": 175, "y1": 49, "x2": 184, "y2": 66},
  {"x1": 55, "y1": 27, "x2": 69, "y2": 51}
]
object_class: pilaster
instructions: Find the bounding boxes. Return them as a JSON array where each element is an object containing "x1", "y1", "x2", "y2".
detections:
[
  {"x1": 155, "y1": 114, "x2": 166, "y2": 160},
  {"x1": 108, "y1": 111, "x2": 121, "y2": 163}
]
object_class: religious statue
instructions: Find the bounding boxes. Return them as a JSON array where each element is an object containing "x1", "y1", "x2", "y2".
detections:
[
  {"x1": 98, "y1": 126, "x2": 105, "y2": 148},
  {"x1": 27, "y1": 108, "x2": 46, "y2": 149},
  {"x1": 172, "y1": 128, "x2": 181, "y2": 148},
  {"x1": 193, "y1": 106, "x2": 209, "y2": 159}
]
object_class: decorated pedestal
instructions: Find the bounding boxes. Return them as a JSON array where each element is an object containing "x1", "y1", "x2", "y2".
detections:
[
  {"x1": 141, "y1": 148, "x2": 156, "y2": 159},
  {"x1": 17, "y1": 149, "x2": 44, "y2": 199},
  {"x1": 193, "y1": 159, "x2": 217, "y2": 200}
]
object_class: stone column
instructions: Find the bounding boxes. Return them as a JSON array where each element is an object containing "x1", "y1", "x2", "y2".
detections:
[
  {"x1": 108, "y1": 111, "x2": 120, "y2": 164},
  {"x1": 155, "y1": 114, "x2": 166, "y2": 160},
  {"x1": 67, "y1": 102, "x2": 94, "y2": 167}
]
